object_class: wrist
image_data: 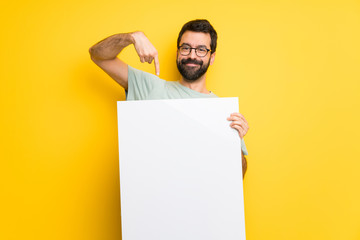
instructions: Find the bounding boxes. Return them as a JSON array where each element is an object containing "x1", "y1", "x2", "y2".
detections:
[
  {"x1": 129, "y1": 32, "x2": 136, "y2": 44},
  {"x1": 129, "y1": 31, "x2": 142, "y2": 44}
]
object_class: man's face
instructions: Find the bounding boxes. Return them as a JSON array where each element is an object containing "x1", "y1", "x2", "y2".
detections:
[{"x1": 176, "y1": 31, "x2": 215, "y2": 82}]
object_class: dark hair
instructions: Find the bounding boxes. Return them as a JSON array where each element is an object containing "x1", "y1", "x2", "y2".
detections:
[{"x1": 177, "y1": 19, "x2": 218, "y2": 53}]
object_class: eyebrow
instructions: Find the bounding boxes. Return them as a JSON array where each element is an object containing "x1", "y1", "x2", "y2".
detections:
[{"x1": 181, "y1": 43, "x2": 208, "y2": 48}]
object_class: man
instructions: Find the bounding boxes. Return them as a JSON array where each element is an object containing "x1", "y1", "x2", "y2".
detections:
[{"x1": 89, "y1": 19, "x2": 249, "y2": 177}]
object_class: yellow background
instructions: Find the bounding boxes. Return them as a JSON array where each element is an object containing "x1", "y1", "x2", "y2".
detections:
[{"x1": 1, "y1": 0, "x2": 359, "y2": 239}]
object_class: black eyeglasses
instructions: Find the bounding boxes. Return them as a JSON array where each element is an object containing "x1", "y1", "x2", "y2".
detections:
[{"x1": 178, "y1": 44, "x2": 211, "y2": 57}]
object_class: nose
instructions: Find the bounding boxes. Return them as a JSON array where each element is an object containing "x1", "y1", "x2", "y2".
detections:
[{"x1": 189, "y1": 48, "x2": 197, "y2": 59}]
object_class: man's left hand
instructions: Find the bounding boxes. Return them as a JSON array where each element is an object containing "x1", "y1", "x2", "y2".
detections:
[{"x1": 227, "y1": 113, "x2": 249, "y2": 139}]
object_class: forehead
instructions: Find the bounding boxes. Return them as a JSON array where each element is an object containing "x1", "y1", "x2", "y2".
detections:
[{"x1": 179, "y1": 31, "x2": 211, "y2": 47}]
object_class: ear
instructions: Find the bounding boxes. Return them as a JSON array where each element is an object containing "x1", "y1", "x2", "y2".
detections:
[{"x1": 210, "y1": 52, "x2": 216, "y2": 65}]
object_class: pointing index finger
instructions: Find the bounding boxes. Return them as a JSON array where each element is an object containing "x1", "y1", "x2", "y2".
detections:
[{"x1": 154, "y1": 55, "x2": 160, "y2": 76}]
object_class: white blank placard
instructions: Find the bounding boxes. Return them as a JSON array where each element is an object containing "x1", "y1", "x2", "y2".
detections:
[{"x1": 117, "y1": 97, "x2": 245, "y2": 240}]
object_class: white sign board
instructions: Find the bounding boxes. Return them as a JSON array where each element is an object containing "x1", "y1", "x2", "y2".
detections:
[{"x1": 117, "y1": 97, "x2": 246, "y2": 240}]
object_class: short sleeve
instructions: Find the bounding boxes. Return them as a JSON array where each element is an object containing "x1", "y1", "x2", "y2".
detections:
[
  {"x1": 126, "y1": 65, "x2": 164, "y2": 100},
  {"x1": 241, "y1": 138, "x2": 248, "y2": 156}
]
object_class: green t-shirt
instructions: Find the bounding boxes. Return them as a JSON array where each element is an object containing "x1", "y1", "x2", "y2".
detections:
[
  {"x1": 126, "y1": 65, "x2": 248, "y2": 155},
  {"x1": 126, "y1": 65, "x2": 218, "y2": 100}
]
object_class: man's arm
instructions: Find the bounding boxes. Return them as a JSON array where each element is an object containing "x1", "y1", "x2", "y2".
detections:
[
  {"x1": 227, "y1": 112, "x2": 249, "y2": 179},
  {"x1": 242, "y1": 155, "x2": 247, "y2": 179},
  {"x1": 89, "y1": 32, "x2": 160, "y2": 90}
]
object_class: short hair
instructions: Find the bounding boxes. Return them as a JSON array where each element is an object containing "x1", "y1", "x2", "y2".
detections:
[{"x1": 177, "y1": 19, "x2": 218, "y2": 53}]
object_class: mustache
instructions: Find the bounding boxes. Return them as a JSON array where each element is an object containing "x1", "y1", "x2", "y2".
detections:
[{"x1": 181, "y1": 58, "x2": 203, "y2": 66}]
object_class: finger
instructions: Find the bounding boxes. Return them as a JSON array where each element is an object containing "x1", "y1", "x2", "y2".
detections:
[
  {"x1": 230, "y1": 113, "x2": 248, "y2": 124},
  {"x1": 230, "y1": 119, "x2": 247, "y2": 126},
  {"x1": 230, "y1": 121, "x2": 246, "y2": 132},
  {"x1": 140, "y1": 57, "x2": 145, "y2": 63},
  {"x1": 230, "y1": 119, "x2": 249, "y2": 128},
  {"x1": 227, "y1": 116, "x2": 244, "y2": 123},
  {"x1": 154, "y1": 55, "x2": 160, "y2": 76},
  {"x1": 231, "y1": 125, "x2": 244, "y2": 139},
  {"x1": 231, "y1": 112, "x2": 243, "y2": 117},
  {"x1": 227, "y1": 116, "x2": 240, "y2": 121},
  {"x1": 230, "y1": 120, "x2": 249, "y2": 134},
  {"x1": 144, "y1": 56, "x2": 152, "y2": 64},
  {"x1": 233, "y1": 125, "x2": 248, "y2": 137},
  {"x1": 233, "y1": 113, "x2": 247, "y2": 123}
]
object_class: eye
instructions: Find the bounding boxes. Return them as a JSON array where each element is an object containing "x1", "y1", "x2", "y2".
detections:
[
  {"x1": 181, "y1": 46, "x2": 190, "y2": 50},
  {"x1": 197, "y1": 48, "x2": 207, "y2": 53}
]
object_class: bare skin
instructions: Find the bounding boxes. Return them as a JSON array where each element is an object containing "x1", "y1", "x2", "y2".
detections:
[
  {"x1": 176, "y1": 31, "x2": 215, "y2": 94},
  {"x1": 89, "y1": 31, "x2": 159, "y2": 90},
  {"x1": 89, "y1": 31, "x2": 249, "y2": 178}
]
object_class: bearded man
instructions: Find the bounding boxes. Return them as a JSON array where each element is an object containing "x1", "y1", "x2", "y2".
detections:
[{"x1": 89, "y1": 19, "x2": 249, "y2": 178}]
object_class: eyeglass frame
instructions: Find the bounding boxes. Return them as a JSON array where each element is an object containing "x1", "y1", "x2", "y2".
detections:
[{"x1": 177, "y1": 44, "x2": 212, "y2": 58}]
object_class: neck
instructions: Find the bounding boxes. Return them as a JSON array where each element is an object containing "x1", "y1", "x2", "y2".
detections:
[{"x1": 179, "y1": 75, "x2": 210, "y2": 94}]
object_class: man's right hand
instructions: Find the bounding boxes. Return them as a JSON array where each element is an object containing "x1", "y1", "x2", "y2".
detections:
[
  {"x1": 89, "y1": 31, "x2": 160, "y2": 90},
  {"x1": 131, "y1": 31, "x2": 160, "y2": 76}
]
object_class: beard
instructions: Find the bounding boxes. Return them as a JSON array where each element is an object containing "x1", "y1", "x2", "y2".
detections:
[{"x1": 176, "y1": 57, "x2": 211, "y2": 82}]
